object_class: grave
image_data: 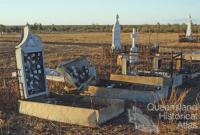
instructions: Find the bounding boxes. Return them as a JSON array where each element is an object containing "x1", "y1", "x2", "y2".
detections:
[
  {"x1": 16, "y1": 26, "x2": 124, "y2": 127},
  {"x1": 86, "y1": 41, "x2": 184, "y2": 102},
  {"x1": 85, "y1": 73, "x2": 183, "y2": 103}
]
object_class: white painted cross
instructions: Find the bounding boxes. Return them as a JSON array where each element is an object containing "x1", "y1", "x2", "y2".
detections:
[{"x1": 130, "y1": 28, "x2": 138, "y2": 64}]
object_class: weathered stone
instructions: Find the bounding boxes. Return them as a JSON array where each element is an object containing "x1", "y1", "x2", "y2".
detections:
[
  {"x1": 56, "y1": 56, "x2": 96, "y2": 90},
  {"x1": 111, "y1": 14, "x2": 121, "y2": 51},
  {"x1": 110, "y1": 74, "x2": 169, "y2": 86},
  {"x1": 87, "y1": 85, "x2": 169, "y2": 103},
  {"x1": 15, "y1": 26, "x2": 48, "y2": 99},
  {"x1": 186, "y1": 15, "x2": 192, "y2": 39},
  {"x1": 128, "y1": 106, "x2": 159, "y2": 133},
  {"x1": 19, "y1": 94, "x2": 124, "y2": 127}
]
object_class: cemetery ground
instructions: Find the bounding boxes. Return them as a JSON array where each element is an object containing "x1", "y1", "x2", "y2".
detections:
[{"x1": 0, "y1": 32, "x2": 200, "y2": 134}]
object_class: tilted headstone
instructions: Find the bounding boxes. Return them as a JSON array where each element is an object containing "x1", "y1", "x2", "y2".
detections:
[
  {"x1": 56, "y1": 56, "x2": 96, "y2": 90},
  {"x1": 111, "y1": 14, "x2": 122, "y2": 51},
  {"x1": 130, "y1": 28, "x2": 138, "y2": 64},
  {"x1": 16, "y1": 26, "x2": 48, "y2": 99}
]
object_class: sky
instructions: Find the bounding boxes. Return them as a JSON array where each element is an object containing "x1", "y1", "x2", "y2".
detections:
[{"x1": 0, "y1": 0, "x2": 199, "y2": 25}]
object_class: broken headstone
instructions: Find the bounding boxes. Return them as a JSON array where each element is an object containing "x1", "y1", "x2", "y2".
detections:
[{"x1": 56, "y1": 56, "x2": 96, "y2": 90}]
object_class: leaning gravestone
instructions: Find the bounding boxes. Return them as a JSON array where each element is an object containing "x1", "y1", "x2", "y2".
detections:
[
  {"x1": 16, "y1": 26, "x2": 48, "y2": 99},
  {"x1": 56, "y1": 56, "x2": 96, "y2": 90}
]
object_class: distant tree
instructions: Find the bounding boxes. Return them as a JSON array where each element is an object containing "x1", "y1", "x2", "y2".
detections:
[
  {"x1": 51, "y1": 24, "x2": 57, "y2": 31},
  {"x1": 0, "y1": 25, "x2": 6, "y2": 32}
]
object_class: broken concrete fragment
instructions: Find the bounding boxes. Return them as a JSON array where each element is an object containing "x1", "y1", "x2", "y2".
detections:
[
  {"x1": 45, "y1": 68, "x2": 60, "y2": 76},
  {"x1": 128, "y1": 106, "x2": 159, "y2": 133},
  {"x1": 45, "y1": 68, "x2": 65, "y2": 82}
]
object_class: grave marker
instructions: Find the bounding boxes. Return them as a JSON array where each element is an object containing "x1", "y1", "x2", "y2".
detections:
[
  {"x1": 130, "y1": 28, "x2": 138, "y2": 64},
  {"x1": 111, "y1": 14, "x2": 121, "y2": 51},
  {"x1": 16, "y1": 26, "x2": 48, "y2": 99},
  {"x1": 186, "y1": 15, "x2": 192, "y2": 39}
]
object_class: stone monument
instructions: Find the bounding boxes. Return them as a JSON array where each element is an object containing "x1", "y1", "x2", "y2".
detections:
[
  {"x1": 16, "y1": 25, "x2": 48, "y2": 99},
  {"x1": 111, "y1": 14, "x2": 121, "y2": 51},
  {"x1": 186, "y1": 15, "x2": 192, "y2": 40}
]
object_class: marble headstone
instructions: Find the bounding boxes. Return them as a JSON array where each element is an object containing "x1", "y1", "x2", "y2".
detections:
[
  {"x1": 111, "y1": 14, "x2": 122, "y2": 51},
  {"x1": 16, "y1": 26, "x2": 48, "y2": 99}
]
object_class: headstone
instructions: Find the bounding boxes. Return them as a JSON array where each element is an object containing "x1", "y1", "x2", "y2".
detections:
[
  {"x1": 122, "y1": 55, "x2": 128, "y2": 75},
  {"x1": 186, "y1": 15, "x2": 192, "y2": 40},
  {"x1": 16, "y1": 26, "x2": 48, "y2": 99},
  {"x1": 111, "y1": 14, "x2": 121, "y2": 51},
  {"x1": 56, "y1": 56, "x2": 96, "y2": 90},
  {"x1": 130, "y1": 28, "x2": 138, "y2": 64}
]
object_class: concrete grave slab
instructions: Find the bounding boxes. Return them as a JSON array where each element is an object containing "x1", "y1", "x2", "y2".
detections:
[
  {"x1": 110, "y1": 74, "x2": 170, "y2": 86},
  {"x1": 86, "y1": 85, "x2": 169, "y2": 103},
  {"x1": 184, "y1": 53, "x2": 200, "y2": 61},
  {"x1": 86, "y1": 73, "x2": 183, "y2": 103},
  {"x1": 19, "y1": 93, "x2": 124, "y2": 127}
]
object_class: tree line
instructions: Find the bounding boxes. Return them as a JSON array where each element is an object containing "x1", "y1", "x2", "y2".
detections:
[{"x1": 0, "y1": 23, "x2": 200, "y2": 33}]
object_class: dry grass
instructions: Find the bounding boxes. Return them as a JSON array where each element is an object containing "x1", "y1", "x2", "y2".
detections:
[
  {"x1": 159, "y1": 88, "x2": 189, "y2": 107},
  {"x1": 155, "y1": 88, "x2": 200, "y2": 134},
  {"x1": 0, "y1": 32, "x2": 179, "y2": 45}
]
